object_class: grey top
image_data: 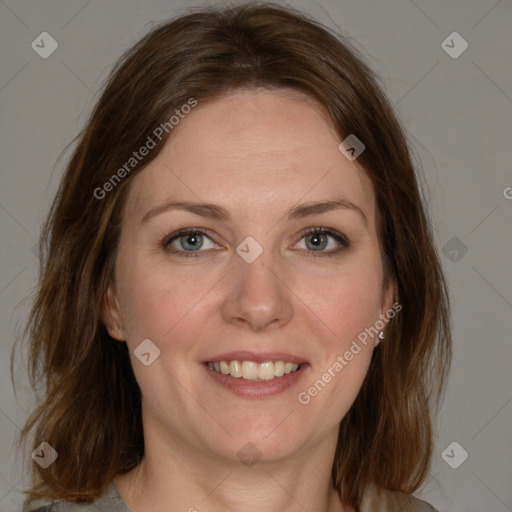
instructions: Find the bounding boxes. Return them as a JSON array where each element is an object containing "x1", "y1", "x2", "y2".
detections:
[
  {"x1": 26, "y1": 484, "x2": 127, "y2": 512},
  {"x1": 27, "y1": 482, "x2": 438, "y2": 512}
]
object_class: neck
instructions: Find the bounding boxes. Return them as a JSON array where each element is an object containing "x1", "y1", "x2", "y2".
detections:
[{"x1": 113, "y1": 417, "x2": 353, "y2": 512}]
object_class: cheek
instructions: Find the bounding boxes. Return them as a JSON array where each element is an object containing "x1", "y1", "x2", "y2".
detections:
[
  {"x1": 115, "y1": 252, "x2": 224, "y2": 355},
  {"x1": 301, "y1": 269, "x2": 381, "y2": 415},
  {"x1": 302, "y1": 258, "x2": 384, "y2": 343},
  {"x1": 115, "y1": 233, "x2": 384, "y2": 351},
  {"x1": 114, "y1": 248, "x2": 190, "y2": 342}
]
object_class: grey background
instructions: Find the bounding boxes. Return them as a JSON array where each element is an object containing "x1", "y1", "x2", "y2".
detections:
[{"x1": 1, "y1": 0, "x2": 511, "y2": 511}]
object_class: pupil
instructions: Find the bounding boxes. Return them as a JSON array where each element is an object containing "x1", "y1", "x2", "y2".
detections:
[
  {"x1": 184, "y1": 233, "x2": 201, "y2": 249},
  {"x1": 309, "y1": 233, "x2": 325, "y2": 249}
]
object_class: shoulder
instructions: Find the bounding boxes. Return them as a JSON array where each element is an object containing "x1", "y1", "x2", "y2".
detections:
[
  {"x1": 24, "y1": 483, "x2": 129, "y2": 512},
  {"x1": 26, "y1": 502, "x2": 98, "y2": 512},
  {"x1": 28, "y1": 503, "x2": 99, "y2": 512},
  {"x1": 360, "y1": 481, "x2": 438, "y2": 512}
]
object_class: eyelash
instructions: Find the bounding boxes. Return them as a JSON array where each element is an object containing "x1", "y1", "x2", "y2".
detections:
[{"x1": 161, "y1": 227, "x2": 350, "y2": 259}]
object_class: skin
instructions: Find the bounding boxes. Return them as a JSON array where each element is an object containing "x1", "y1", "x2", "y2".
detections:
[{"x1": 104, "y1": 89, "x2": 394, "y2": 512}]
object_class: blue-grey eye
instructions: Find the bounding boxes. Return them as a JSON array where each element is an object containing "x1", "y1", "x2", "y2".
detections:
[
  {"x1": 297, "y1": 228, "x2": 348, "y2": 253},
  {"x1": 165, "y1": 230, "x2": 216, "y2": 252}
]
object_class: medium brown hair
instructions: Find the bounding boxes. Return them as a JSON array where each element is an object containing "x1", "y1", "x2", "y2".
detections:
[{"x1": 12, "y1": 2, "x2": 452, "y2": 509}]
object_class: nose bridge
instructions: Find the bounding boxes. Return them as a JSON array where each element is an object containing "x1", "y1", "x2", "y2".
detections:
[{"x1": 221, "y1": 237, "x2": 292, "y2": 330}]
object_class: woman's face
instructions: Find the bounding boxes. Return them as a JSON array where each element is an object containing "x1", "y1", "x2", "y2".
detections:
[{"x1": 106, "y1": 89, "x2": 393, "y2": 463}]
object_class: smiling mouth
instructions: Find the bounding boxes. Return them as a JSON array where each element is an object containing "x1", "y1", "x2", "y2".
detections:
[{"x1": 205, "y1": 360, "x2": 302, "y2": 381}]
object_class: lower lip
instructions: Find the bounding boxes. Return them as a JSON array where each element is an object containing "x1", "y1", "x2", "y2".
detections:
[{"x1": 202, "y1": 363, "x2": 309, "y2": 398}]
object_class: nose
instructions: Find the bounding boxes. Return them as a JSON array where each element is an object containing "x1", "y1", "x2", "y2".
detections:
[{"x1": 221, "y1": 247, "x2": 293, "y2": 331}]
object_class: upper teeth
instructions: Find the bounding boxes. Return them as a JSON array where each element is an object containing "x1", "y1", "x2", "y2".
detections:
[{"x1": 207, "y1": 360, "x2": 300, "y2": 380}]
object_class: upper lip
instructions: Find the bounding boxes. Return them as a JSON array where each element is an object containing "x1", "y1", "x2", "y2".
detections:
[{"x1": 202, "y1": 351, "x2": 308, "y2": 365}]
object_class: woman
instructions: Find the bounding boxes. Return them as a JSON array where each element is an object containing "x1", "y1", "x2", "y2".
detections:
[{"x1": 14, "y1": 3, "x2": 452, "y2": 511}]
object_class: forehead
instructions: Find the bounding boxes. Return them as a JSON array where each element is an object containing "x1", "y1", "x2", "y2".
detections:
[{"x1": 123, "y1": 89, "x2": 376, "y2": 226}]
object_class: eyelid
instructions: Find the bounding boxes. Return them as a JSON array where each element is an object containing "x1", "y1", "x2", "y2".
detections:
[
  {"x1": 162, "y1": 228, "x2": 216, "y2": 253},
  {"x1": 161, "y1": 226, "x2": 350, "y2": 257},
  {"x1": 300, "y1": 226, "x2": 349, "y2": 247},
  {"x1": 296, "y1": 226, "x2": 350, "y2": 258}
]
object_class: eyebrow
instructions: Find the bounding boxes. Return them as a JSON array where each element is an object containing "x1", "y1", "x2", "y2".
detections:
[{"x1": 141, "y1": 198, "x2": 367, "y2": 226}]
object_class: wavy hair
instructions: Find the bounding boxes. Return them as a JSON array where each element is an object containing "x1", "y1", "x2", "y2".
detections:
[{"x1": 12, "y1": 2, "x2": 452, "y2": 509}]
